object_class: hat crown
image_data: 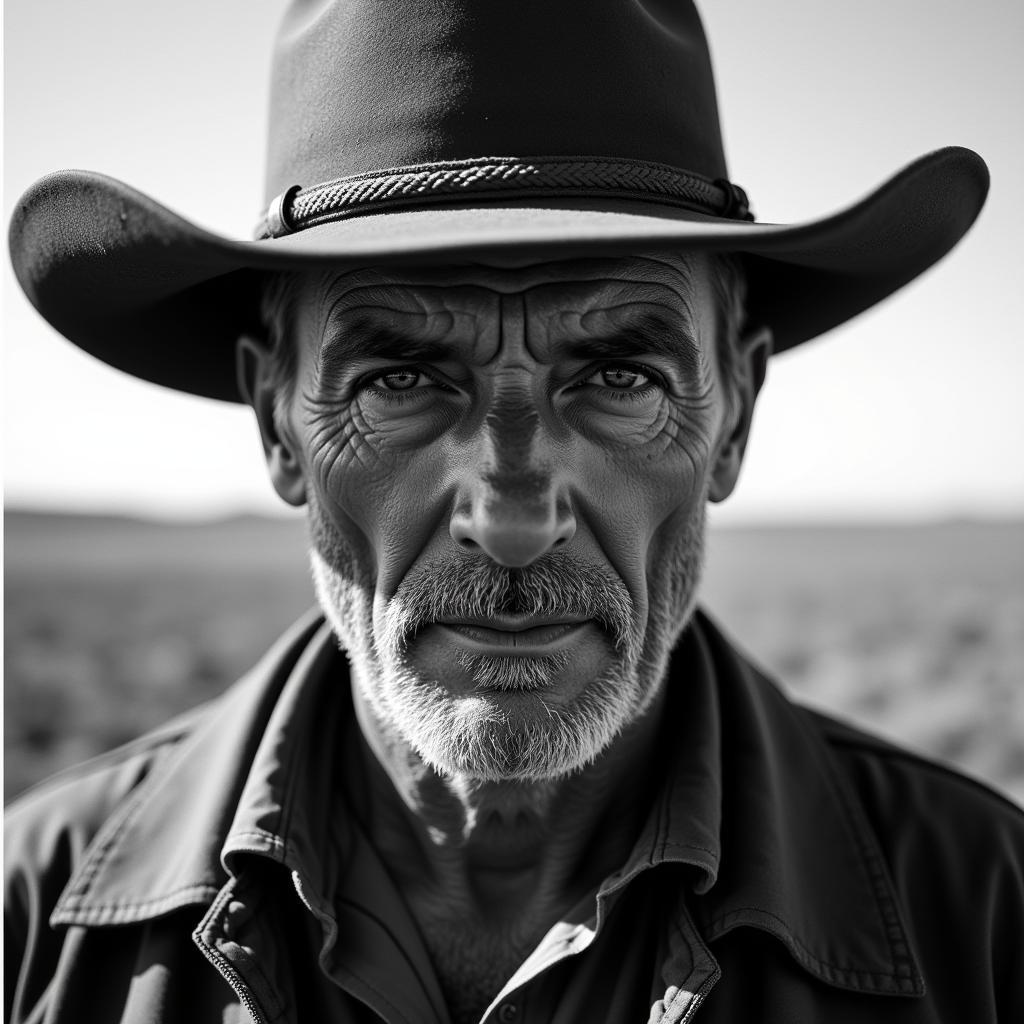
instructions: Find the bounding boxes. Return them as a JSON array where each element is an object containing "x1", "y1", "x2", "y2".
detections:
[{"x1": 265, "y1": 0, "x2": 728, "y2": 204}]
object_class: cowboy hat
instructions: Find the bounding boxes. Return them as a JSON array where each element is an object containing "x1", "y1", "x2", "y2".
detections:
[{"x1": 8, "y1": 0, "x2": 988, "y2": 403}]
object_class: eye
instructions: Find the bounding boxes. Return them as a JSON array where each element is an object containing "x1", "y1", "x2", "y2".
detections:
[
  {"x1": 581, "y1": 365, "x2": 657, "y2": 391},
  {"x1": 372, "y1": 369, "x2": 430, "y2": 391}
]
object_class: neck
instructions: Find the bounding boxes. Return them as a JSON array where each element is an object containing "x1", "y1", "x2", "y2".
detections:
[{"x1": 349, "y1": 677, "x2": 667, "y2": 921}]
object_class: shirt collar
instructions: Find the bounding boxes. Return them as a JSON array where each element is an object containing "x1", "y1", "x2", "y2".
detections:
[{"x1": 52, "y1": 607, "x2": 924, "y2": 997}]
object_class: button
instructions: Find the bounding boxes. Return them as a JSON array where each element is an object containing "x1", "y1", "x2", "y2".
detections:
[{"x1": 497, "y1": 1003, "x2": 519, "y2": 1023}]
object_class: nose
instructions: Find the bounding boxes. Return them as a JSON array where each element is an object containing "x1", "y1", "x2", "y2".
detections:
[
  {"x1": 449, "y1": 414, "x2": 577, "y2": 568},
  {"x1": 450, "y1": 486, "x2": 576, "y2": 567}
]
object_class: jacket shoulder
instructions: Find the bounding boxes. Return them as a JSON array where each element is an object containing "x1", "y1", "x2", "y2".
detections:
[
  {"x1": 806, "y1": 705, "x2": 1024, "y2": 827},
  {"x1": 4, "y1": 609, "x2": 326, "y2": 919},
  {"x1": 804, "y1": 707, "x2": 1024, "y2": 1017},
  {"x1": 4, "y1": 704, "x2": 210, "y2": 926},
  {"x1": 7, "y1": 701, "x2": 208, "y2": 827},
  {"x1": 3, "y1": 704, "x2": 217, "y2": 1022},
  {"x1": 810, "y1": 711, "x2": 1022, "y2": 952}
]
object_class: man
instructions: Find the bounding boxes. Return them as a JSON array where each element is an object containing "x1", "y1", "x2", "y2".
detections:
[{"x1": 6, "y1": 1, "x2": 1022, "y2": 1022}]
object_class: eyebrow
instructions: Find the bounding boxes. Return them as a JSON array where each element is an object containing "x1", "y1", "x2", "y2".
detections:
[
  {"x1": 313, "y1": 307, "x2": 705, "y2": 381},
  {"x1": 560, "y1": 312, "x2": 705, "y2": 376},
  {"x1": 315, "y1": 323, "x2": 456, "y2": 382}
]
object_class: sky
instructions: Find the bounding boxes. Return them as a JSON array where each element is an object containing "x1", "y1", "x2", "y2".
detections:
[{"x1": 4, "y1": 0, "x2": 1023, "y2": 523}]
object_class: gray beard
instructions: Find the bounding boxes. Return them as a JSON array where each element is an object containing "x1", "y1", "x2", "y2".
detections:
[{"x1": 307, "y1": 497, "x2": 705, "y2": 781}]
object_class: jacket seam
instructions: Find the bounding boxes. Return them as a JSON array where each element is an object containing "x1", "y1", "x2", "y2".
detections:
[
  {"x1": 658, "y1": 839, "x2": 717, "y2": 855},
  {"x1": 52, "y1": 884, "x2": 221, "y2": 925},
  {"x1": 837, "y1": 809, "x2": 921, "y2": 987},
  {"x1": 792, "y1": 704, "x2": 924, "y2": 989},
  {"x1": 225, "y1": 829, "x2": 288, "y2": 854},
  {"x1": 704, "y1": 905, "x2": 919, "y2": 993}
]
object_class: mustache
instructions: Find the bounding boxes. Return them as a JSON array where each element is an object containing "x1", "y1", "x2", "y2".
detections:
[{"x1": 383, "y1": 551, "x2": 638, "y2": 657}]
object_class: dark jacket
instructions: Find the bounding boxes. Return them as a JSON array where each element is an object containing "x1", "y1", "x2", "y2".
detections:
[{"x1": 6, "y1": 610, "x2": 1024, "y2": 1023}]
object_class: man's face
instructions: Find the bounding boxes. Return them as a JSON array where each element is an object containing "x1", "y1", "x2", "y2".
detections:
[{"x1": 249, "y1": 254, "x2": 761, "y2": 781}]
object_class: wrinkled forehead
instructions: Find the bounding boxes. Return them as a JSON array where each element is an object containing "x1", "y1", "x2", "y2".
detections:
[{"x1": 290, "y1": 253, "x2": 716, "y2": 354}]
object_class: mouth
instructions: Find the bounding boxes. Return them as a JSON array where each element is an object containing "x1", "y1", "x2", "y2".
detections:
[{"x1": 432, "y1": 616, "x2": 595, "y2": 656}]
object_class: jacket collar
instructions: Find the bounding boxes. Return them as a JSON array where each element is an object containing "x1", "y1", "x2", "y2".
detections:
[
  {"x1": 50, "y1": 610, "x2": 330, "y2": 926},
  {"x1": 52, "y1": 608, "x2": 923, "y2": 997},
  {"x1": 682, "y1": 616, "x2": 925, "y2": 996}
]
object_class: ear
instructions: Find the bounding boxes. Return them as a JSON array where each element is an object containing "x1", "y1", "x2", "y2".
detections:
[
  {"x1": 708, "y1": 325, "x2": 772, "y2": 503},
  {"x1": 236, "y1": 335, "x2": 307, "y2": 507}
]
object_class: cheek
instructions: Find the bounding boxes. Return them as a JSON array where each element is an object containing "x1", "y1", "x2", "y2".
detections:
[
  {"x1": 351, "y1": 390, "x2": 461, "y2": 449},
  {"x1": 303, "y1": 388, "x2": 456, "y2": 473},
  {"x1": 586, "y1": 399, "x2": 718, "y2": 531},
  {"x1": 656, "y1": 401, "x2": 720, "y2": 491},
  {"x1": 299, "y1": 396, "x2": 455, "y2": 584},
  {"x1": 561, "y1": 394, "x2": 671, "y2": 448},
  {"x1": 641, "y1": 404, "x2": 717, "y2": 563},
  {"x1": 572, "y1": 399, "x2": 716, "y2": 614}
]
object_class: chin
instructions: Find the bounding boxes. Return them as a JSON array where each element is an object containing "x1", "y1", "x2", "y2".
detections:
[{"x1": 372, "y1": 662, "x2": 653, "y2": 782}]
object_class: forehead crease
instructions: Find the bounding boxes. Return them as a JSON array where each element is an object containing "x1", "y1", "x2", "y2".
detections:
[
  {"x1": 317, "y1": 283, "x2": 495, "y2": 365},
  {"x1": 528, "y1": 271, "x2": 698, "y2": 323},
  {"x1": 327, "y1": 300, "x2": 454, "y2": 335},
  {"x1": 314, "y1": 256, "x2": 698, "y2": 320},
  {"x1": 579, "y1": 296, "x2": 697, "y2": 331},
  {"x1": 319, "y1": 267, "x2": 505, "y2": 319},
  {"x1": 324, "y1": 282, "x2": 456, "y2": 324},
  {"x1": 539, "y1": 289, "x2": 702, "y2": 365}
]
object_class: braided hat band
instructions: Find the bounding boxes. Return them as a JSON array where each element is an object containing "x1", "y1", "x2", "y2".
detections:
[{"x1": 255, "y1": 156, "x2": 754, "y2": 239}]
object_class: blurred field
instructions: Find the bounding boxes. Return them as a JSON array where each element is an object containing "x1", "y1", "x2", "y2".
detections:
[{"x1": 5, "y1": 511, "x2": 1023, "y2": 806}]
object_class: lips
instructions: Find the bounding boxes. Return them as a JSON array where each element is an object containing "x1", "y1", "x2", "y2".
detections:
[{"x1": 433, "y1": 616, "x2": 594, "y2": 655}]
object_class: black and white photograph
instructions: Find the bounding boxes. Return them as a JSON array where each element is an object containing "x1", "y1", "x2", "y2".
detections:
[{"x1": 5, "y1": 1, "x2": 1023, "y2": 1021}]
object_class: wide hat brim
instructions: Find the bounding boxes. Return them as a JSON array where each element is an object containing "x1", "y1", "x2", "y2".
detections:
[{"x1": 9, "y1": 146, "x2": 987, "y2": 403}]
